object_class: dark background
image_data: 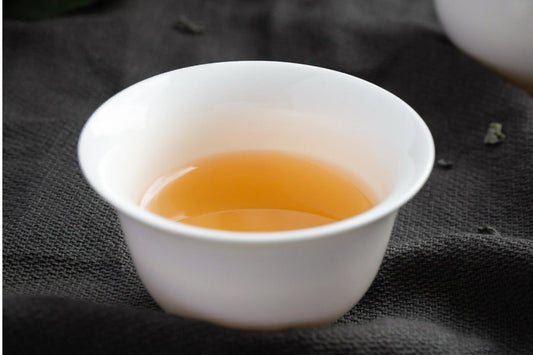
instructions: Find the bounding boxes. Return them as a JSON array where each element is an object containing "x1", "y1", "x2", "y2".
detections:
[{"x1": 4, "y1": 0, "x2": 533, "y2": 353}]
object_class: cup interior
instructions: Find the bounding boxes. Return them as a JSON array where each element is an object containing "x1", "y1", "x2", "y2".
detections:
[{"x1": 78, "y1": 61, "x2": 434, "y2": 236}]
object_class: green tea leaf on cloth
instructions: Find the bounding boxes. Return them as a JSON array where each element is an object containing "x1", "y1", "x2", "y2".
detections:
[{"x1": 484, "y1": 122, "x2": 506, "y2": 145}]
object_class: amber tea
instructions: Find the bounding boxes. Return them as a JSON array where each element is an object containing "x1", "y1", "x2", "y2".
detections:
[{"x1": 141, "y1": 150, "x2": 375, "y2": 232}]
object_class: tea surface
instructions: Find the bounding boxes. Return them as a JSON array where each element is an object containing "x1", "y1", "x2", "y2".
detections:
[{"x1": 141, "y1": 151, "x2": 374, "y2": 232}]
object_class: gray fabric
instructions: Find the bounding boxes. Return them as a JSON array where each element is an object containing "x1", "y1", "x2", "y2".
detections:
[{"x1": 3, "y1": 0, "x2": 533, "y2": 353}]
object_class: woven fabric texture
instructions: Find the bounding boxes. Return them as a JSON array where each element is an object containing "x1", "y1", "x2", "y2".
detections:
[{"x1": 3, "y1": 0, "x2": 532, "y2": 353}]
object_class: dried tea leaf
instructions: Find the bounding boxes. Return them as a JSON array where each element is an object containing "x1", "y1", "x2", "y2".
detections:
[
  {"x1": 484, "y1": 122, "x2": 506, "y2": 145},
  {"x1": 174, "y1": 15, "x2": 205, "y2": 35},
  {"x1": 477, "y1": 226, "x2": 499, "y2": 235},
  {"x1": 436, "y1": 158, "x2": 453, "y2": 169}
]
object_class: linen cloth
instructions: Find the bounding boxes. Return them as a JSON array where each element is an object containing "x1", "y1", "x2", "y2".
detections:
[{"x1": 4, "y1": 0, "x2": 532, "y2": 353}]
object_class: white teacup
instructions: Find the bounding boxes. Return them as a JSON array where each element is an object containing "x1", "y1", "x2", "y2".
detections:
[
  {"x1": 78, "y1": 61, "x2": 434, "y2": 329},
  {"x1": 434, "y1": 0, "x2": 533, "y2": 93}
]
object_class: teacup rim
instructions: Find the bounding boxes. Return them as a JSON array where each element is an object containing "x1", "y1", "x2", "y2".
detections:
[{"x1": 78, "y1": 60, "x2": 435, "y2": 244}]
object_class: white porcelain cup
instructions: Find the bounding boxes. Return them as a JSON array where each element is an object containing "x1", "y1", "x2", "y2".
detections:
[
  {"x1": 78, "y1": 61, "x2": 434, "y2": 329},
  {"x1": 434, "y1": 0, "x2": 533, "y2": 93}
]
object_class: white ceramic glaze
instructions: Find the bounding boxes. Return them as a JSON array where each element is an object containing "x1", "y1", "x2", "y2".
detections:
[
  {"x1": 434, "y1": 0, "x2": 533, "y2": 93},
  {"x1": 78, "y1": 61, "x2": 434, "y2": 329}
]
